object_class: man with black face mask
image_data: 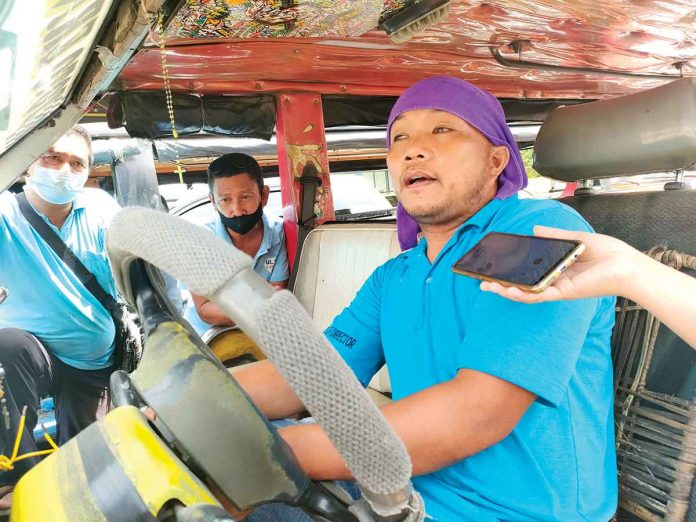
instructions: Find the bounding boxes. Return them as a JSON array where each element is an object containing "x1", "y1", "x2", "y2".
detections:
[
  {"x1": 183, "y1": 153, "x2": 289, "y2": 334},
  {"x1": 0, "y1": 126, "x2": 121, "y2": 508}
]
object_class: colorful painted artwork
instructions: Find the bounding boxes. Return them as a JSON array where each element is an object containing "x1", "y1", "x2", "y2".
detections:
[{"x1": 163, "y1": 0, "x2": 410, "y2": 39}]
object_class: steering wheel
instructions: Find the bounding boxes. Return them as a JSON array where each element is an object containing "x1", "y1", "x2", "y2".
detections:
[{"x1": 106, "y1": 207, "x2": 424, "y2": 522}]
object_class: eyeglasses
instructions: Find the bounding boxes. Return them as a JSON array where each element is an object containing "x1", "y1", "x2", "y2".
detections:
[{"x1": 38, "y1": 152, "x2": 89, "y2": 173}]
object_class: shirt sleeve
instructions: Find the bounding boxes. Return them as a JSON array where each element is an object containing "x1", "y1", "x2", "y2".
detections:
[
  {"x1": 324, "y1": 262, "x2": 388, "y2": 387},
  {"x1": 456, "y1": 203, "x2": 606, "y2": 406},
  {"x1": 270, "y1": 224, "x2": 290, "y2": 283},
  {"x1": 94, "y1": 189, "x2": 122, "y2": 228},
  {"x1": 92, "y1": 189, "x2": 122, "y2": 250},
  {"x1": 457, "y1": 291, "x2": 601, "y2": 406}
]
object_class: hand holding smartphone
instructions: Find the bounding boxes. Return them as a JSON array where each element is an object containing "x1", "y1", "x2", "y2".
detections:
[{"x1": 452, "y1": 232, "x2": 585, "y2": 293}]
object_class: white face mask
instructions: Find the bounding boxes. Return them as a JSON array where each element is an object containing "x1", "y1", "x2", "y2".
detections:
[{"x1": 26, "y1": 165, "x2": 88, "y2": 205}]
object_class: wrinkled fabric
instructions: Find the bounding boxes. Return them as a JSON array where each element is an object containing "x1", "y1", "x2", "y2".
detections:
[
  {"x1": 0, "y1": 189, "x2": 119, "y2": 369},
  {"x1": 387, "y1": 76, "x2": 528, "y2": 250},
  {"x1": 25, "y1": 165, "x2": 88, "y2": 205},
  {"x1": 327, "y1": 196, "x2": 617, "y2": 521}
]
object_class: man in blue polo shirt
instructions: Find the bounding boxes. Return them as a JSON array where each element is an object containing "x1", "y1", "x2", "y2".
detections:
[
  {"x1": 0, "y1": 126, "x2": 120, "y2": 505},
  {"x1": 237, "y1": 77, "x2": 617, "y2": 521},
  {"x1": 183, "y1": 153, "x2": 289, "y2": 335}
]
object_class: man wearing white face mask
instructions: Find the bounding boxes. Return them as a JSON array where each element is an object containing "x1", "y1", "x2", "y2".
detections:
[{"x1": 0, "y1": 126, "x2": 120, "y2": 507}]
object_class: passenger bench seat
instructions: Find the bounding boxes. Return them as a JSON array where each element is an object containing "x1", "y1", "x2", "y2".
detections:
[{"x1": 293, "y1": 223, "x2": 399, "y2": 403}]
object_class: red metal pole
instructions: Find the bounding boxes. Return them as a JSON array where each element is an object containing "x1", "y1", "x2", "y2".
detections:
[
  {"x1": 275, "y1": 92, "x2": 334, "y2": 268},
  {"x1": 561, "y1": 182, "x2": 578, "y2": 198}
]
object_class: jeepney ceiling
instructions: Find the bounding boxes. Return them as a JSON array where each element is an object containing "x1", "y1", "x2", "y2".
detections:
[
  {"x1": 161, "y1": 0, "x2": 408, "y2": 39},
  {"x1": 119, "y1": 0, "x2": 696, "y2": 100}
]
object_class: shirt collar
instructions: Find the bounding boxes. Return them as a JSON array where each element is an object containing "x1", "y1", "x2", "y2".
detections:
[
  {"x1": 256, "y1": 212, "x2": 276, "y2": 258},
  {"x1": 402, "y1": 196, "x2": 513, "y2": 261},
  {"x1": 452, "y1": 195, "x2": 511, "y2": 241},
  {"x1": 213, "y1": 213, "x2": 231, "y2": 244},
  {"x1": 21, "y1": 186, "x2": 85, "y2": 226},
  {"x1": 72, "y1": 190, "x2": 89, "y2": 210}
]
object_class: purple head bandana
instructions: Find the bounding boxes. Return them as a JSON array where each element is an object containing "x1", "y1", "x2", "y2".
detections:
[{"x1": 387, "y1": 76, "x2": 528, "y2": 250}]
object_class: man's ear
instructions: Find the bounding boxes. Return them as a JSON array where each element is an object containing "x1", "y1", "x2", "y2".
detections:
[
  {"x1": 208, "y1": 193, "x2": 215, "y2": 206},
  {"x1": 261, "y1": 185, "x2": 270, "y2": 207},
  {"x1": 489, "y1": 145, "x2": 510, "y2": 179}
]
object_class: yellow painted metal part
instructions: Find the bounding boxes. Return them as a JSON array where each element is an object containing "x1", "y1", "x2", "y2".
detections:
[
  {"x1": 11, "y1": 406, "x2": 219, "y2": 521},
  {"x1": 101, "y1": 406, "x2": 219, "y2": 512},
  {"x1": 132, "y1": 321, "x2": 301, "y2": 508},
  {"x1": 11, "y1": 442, "x2": 81, "y2": 522},
  {"x1": 208, "y1": 328, "x2": 266, "y2": 365}
]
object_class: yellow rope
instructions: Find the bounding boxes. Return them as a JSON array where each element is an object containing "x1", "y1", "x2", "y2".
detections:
[{"x1": 0, "y1": 407, "x2": 57, "y2": 471}]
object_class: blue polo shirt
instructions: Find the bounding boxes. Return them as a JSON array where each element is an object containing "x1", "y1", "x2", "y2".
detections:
[
  {"x1": 326, "y1": 195, "x2": 617, "y2": 521},
  {"x1": 183, "y1": 211, "x2": 289, "y2": 335},
  {"x1": 0, "y1": 189, "x2": 120, "y2": 370}
]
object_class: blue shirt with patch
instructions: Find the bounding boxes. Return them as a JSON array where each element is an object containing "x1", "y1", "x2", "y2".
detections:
[
  {"x1": 0, "y1": 188, "x2": 120, "y2": 370},
  {"x1": 325, "y1": 195, "x2": 617, "y2": 521},
  {"x1": 183, "y1": 211, "x2": 289, "y2": 335}
]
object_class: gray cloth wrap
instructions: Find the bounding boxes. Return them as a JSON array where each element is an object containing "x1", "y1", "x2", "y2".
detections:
[{"x1": 255, "y1": 290, "x2": 412, "y2": 497}]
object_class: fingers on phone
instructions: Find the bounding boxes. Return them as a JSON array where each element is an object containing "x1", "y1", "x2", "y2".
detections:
[
  {"x1": 533, "y1": 225, "x2": 586, "y2": 243},
  {"x1": 481, "y1": 281, "x2": 546, "y2": 303}
]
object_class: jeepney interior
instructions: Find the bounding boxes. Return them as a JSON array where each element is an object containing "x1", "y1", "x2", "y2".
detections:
[{"x1": 1, "y1": 1, "x2": 695, "y2": 521}]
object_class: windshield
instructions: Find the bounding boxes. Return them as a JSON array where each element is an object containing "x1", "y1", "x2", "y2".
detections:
[{"x1": 170, "y1": 169, "x2": 396, "y2": 224}]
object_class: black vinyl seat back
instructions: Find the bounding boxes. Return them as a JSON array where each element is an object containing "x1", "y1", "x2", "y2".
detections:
[{"x1": 562, "y1": 190, "x2": 696, "y2": 254}]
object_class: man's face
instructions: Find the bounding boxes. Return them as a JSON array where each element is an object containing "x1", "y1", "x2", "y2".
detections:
[
  {"x1": 211, "y1": 173, "x2": 269, "y2": 218},
  {"x1": 387, "y1": 109, "x2": 508, "y2": 227},
  {"x1": 28, "y1": 134, "x2": 91, "y2": 178}
]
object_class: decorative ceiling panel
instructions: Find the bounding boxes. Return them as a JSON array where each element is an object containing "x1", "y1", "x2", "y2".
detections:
[{"x1": 120, "y1": 0, "x2": 696, "y2": 100}]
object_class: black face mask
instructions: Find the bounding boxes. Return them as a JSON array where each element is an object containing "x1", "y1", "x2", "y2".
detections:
[{"x1": 217, "y1": 202, "x2": 263, "y2": 235}]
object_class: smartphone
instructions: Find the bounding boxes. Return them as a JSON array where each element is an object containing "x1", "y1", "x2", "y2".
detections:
[{"x1": 452, "y1": 232, "x2": 585, "y2": 293}]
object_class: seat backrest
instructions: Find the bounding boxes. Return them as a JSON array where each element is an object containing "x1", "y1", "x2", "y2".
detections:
[
  {"x1": 562, "y1": 189, "x2": 696, "y2": 254},
  {"x1": 293, "y1": 222, "x2": 399, "y2": 393},
  {"x1": 294, "y1": 222, "x2": 400, "y2": 329}
]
